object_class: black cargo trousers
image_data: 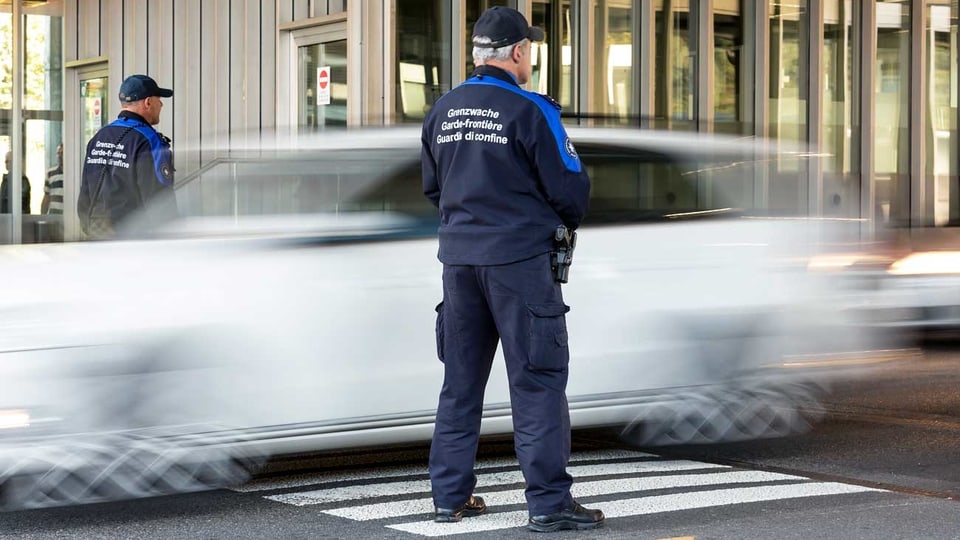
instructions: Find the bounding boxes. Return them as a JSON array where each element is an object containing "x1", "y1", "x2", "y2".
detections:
[{"x1": 429, "y1": 251, "x2": 575, "y2": 516}]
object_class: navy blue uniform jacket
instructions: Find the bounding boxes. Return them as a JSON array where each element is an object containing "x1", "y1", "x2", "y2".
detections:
[
  {"x1": 78, "y1": 111, "x2": 177, "y2": 232},
  {"x1": 421, "y1": 65, "x2": 590, "y2": 266}
]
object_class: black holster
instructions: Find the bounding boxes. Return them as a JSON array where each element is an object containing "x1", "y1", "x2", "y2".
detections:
[{"x1": 550, "y1": 225, "x2": 577, "y2": 284}]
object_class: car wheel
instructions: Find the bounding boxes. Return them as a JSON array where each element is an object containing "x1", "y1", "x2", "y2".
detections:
[
  {"x1": 621, "y1": 381, "x2": 826, "y2": 446},
  {"x1": 0, "y1": 432, "x2": 262, "y2": 510}
]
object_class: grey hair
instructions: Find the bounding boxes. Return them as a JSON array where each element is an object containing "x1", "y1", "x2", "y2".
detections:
[{"x1": 472, "y1": 36, "x2": 525, "y2": 65}]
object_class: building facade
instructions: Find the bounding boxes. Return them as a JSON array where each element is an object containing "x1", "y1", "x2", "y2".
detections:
[{"x1": 0, "y1": 0, "x2": 957, "y2": 242}]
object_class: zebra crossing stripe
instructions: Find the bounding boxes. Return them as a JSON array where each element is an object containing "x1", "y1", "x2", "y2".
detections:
[
  {"x1": 387, "y1": 482, "x2": 885, "y2": 537},
  {"x1": 324, "y1": 470, "x2": 805, "y2": 521},
  {"x1": 265, "y1": 459, "x2": 729, "y2": 506},
  {"x1": 236, "y1": 449, "x2": 656, "y2": 493}
]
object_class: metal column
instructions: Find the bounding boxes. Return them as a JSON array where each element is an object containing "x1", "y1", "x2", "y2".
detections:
[
  {"x1": 698, "y1": 0, "x2": 713, "y2": 133},
  {"x1": 808, "y1": 0, "x2": 824, "y2": 217},
  {"x1": 859, "y1": 1, "x2": 877, "y2": 236},
  {"x1": 11, "y1": 0, "x2": 24, "y2": 243},
  {"x1": 910, "y1": 0, "x2": 928, "y2": 226}
]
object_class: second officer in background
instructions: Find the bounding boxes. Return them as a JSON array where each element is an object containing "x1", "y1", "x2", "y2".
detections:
[
  {"x1": 78, "y1": 74, "x2": 177, "y2": 239},
  {"x1": 421, "y1": 6, "x2": 603, "y2": 533}
]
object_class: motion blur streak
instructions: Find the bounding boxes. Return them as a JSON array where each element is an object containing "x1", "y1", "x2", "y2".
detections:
[
  {"x1": 889, "y1": 251, "x2": 960, "y2": 275},
  {"x1": 0, "y1": 126, "x2": 908, "y2": 510},
  {"x1": 0, "y1": 410, "x2": 30, "y2": 430}
]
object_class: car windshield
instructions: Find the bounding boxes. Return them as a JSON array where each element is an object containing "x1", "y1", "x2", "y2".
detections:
[
  {"x1": 163, "y1": 132, "x2": 811, "y2": 234},
  {"x1": 174, "y1": 148, "x2": 430, "y2": 219}
]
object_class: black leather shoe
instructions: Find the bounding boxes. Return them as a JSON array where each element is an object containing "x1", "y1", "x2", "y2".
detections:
[
  {"x1": 528, "y1": 501, "x2": 604, "y2": 532},
  {"x1": 434, "y1": 495, "x2": 487, "y2": 523}
]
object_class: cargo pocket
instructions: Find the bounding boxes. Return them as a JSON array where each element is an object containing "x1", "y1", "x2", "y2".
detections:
[
  {"x1": 526, "y1": 303, "x2": 571, "y2": 371},
  {"x1": 434, "y1": 302, "x2": 446, "y2": 363}
]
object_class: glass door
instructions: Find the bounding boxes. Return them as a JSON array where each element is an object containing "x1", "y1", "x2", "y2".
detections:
[
  {"x1": 65, "y1": 64, "x2": 109, "y2": 242},
  {"x1": 299, "y1": 40, "x2": 347, "y2": 130},
  {"x1": 80, "y1": 74, "x2": 109, "y2": 148},
  {"x1": 295, "y1": 22, "x2": 347, "y2": 132}
]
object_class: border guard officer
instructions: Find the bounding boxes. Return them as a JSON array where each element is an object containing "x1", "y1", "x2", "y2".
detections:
[{"x1": 421, "y1": 6, "x2": 604, "y2": 533}]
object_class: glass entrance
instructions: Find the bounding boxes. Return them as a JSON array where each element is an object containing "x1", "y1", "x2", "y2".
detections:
[
  {"x1": 2, "y1": 2, "x2": 65, "y2": 243},
  {"x1": 80, "y1": 76, "x2": 109, "y2": 147},
  {"x1": 298, "y1": 39, "x2": 348, "y2": 131}
]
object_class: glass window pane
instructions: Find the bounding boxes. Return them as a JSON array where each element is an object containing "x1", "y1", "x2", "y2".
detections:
[
  {"x1": 1, "y1": 6, "x2": 64, "y2": 243},
  {"x1": 874, "y1": 0, "x2": 911, "y2": 227},
  {"x1": 768, "y1": 0, "x2": 808, "y2": 215},
  {"x1": 27, "y1": 119, "x2": 62, "y2": 242},
  {"x1": 531, "y1": 0, "x2": 577, "y2": 112},
  {"x1": 578, "y1": 144, "x2": 767, "y2": 224},
  {"x1": 396, "y1": 0, "x2": 452, "y2": 123},
  {"x1": 714, "y1": 0, "x2": 755, "y2": 135},
  {"x1": 591, "y1": 1, "x2": 633, "y2": 124},
  {"x1": 925, "y1": 1, "x2": 957, "y2": 226},
  {"x1": 822, "y1": 0, "x2": 860, "y2": 219},
  {"x1": 653, "y1": 0, "x2": 698, "y2": 131},
  {"x1": 465, "y1": 0, "x2": 511, "y2": 77}
]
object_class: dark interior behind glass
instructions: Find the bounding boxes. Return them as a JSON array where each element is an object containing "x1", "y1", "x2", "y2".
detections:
[{"x1": 175, "y1": 144, "x2": 769, "y2": 226}]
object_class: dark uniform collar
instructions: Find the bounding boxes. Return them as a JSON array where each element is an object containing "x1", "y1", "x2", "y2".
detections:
[
  {"x1": 470, "y1": 65, "x2": 520, "y2": 87},
  {"x1": 118, "y1": 110, "x2": 150, "y2": 125}
]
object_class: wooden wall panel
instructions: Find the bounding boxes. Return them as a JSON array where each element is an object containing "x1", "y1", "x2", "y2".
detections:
[
  {"x1": 200, "y1": 0, "x2": 231, "y2": 153},
  {"x1": 75, "y1": 0, "x2": 99, "y2": 59},
  {"x1": 148, "y1": 0, "x2": 175, "y2": 132},
  {"x1": 64, "y1": 0, "x2": 78, "y2": 61},
  {"x1": 121, "y1": 0, "x2": 147, "y2": 77},
  {"x1": 171, "y1": 0, "x2": 202, "y2": 178},
  {"x1": 172, "y1": 0, "x2": 202, "y2": 184},
  {"x1": 103, "y1": 0, "x2": 123, "y2": 96},
  {"x1": 230, "y1": 0, "x2": 261, "y2": 145},
  {"x1": 261, "y1": 0, "x2": 277, "y2": 129},
  {"x1": 293, "y1": 0, "x2": 311, "y2": 20},
  {"x1": 278, "y1": 0, "x2": 294, "y2": 25},
  {"x1": 69, "y1": 0, "x2": 372, "y2": 182}
]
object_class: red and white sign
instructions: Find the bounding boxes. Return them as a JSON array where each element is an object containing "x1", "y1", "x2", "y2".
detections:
[
  {"x1": 87, "y1": 97, "x2": 102, "y2": 125},
  {"x1": 317, "y1": 66, "x2": 331, "y2": 106}
]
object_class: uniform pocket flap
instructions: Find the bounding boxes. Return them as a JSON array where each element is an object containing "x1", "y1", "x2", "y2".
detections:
[{"x1": 526, "y1": 303, "x2": 571, "y2": 318}]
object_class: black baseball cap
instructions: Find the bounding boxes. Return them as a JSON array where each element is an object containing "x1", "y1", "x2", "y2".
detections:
[
  {"x1": 472, "y1": 6, "x2": 544, "y2": 48},
  {"x1": 118, "y1": 74, "x2": 173, "y2": 103}
]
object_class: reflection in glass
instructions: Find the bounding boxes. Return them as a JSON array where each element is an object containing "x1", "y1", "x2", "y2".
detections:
[
  {"x1": 298, "y1": 40, "x2": 348, "y2": 131},
  {"x1": 768, "y1": 0, "x2": 808, "y2": 215},
  {"x1": 925, "y1": 1, "x2": 957, "y2": 226},
  {"x1": 591, "y1": 1, "x2": 633, "y2": 123},
  {"x1": 465, "y1": 0, "x2": 511, "y2": 77},
  {"x1": 822, "y1": 0, "x2": 860, "y2": 219},
  {"x1": 580, "y1": 146, "x2": 763, "y2": 224},
  {"x1": 28, "y1": 119, "x2": 63, "y2": 241},
  {"x1": 80, "y1": 78, "x2": 108, "y2": 148},
  {"x1": 874, "y1": 0, "x2": 911, "y2": 226},
  {"x1": 714, "y1": 0, "x2": 754, "y2": 135},
  {"x1": 531, "y1": 0, "x2": 576, "y2": 112},
  {"x1": 396, "y1": 0, "x2": 451, "y2": 122},
  {"x1": 653, "y1": 0, "x2": 697, "y2": 131},
  {"x1": 1, "y1": 9, "x2": 63, "y2": 243},
  {"x1": 176, "y1": 150, "x2": 431, "y2": 219}
]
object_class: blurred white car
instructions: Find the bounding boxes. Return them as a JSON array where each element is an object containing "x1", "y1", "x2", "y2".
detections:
[
  {"x1": 0, "y1": 127, "x2": 901, "y2": 510},
  {"x1": 809, "y1": 229, "x2": 960, "y2": 337}
]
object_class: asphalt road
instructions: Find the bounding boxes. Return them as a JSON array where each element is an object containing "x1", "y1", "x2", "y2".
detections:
[{"x1": 3, "y1": 347, "x2": 960, "y2": 539}]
